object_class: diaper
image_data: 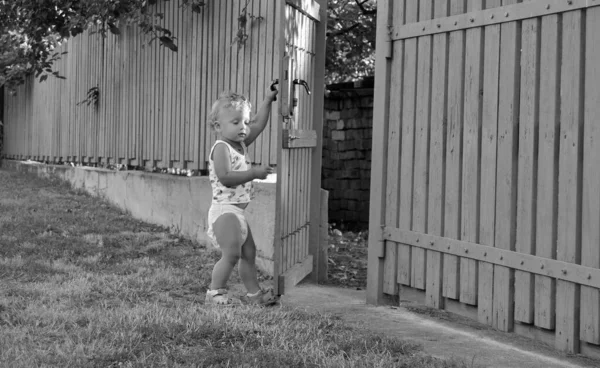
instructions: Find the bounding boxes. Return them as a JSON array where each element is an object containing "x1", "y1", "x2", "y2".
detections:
[{"x1": 206, "y1": 203, "x2": 249, "y2": 248}]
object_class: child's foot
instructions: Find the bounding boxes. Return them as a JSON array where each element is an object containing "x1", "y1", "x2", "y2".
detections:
[
  {"x1": 241, "y1": 288, "x2": 279, "y2": 306},
  {"x1": 205, "y1": 288, "x2": 241, "y2": 306}
]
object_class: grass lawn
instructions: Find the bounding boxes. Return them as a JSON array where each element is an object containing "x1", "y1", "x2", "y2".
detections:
[{"x1": 0, "y1": 169, "x2": 474, "y2": 368}]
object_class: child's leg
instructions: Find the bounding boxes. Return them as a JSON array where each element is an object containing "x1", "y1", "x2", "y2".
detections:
[
  {"x1": 239, "y1": 227, "x2": 261, "y2": 295},
  {"x1": 209, "y1": 213, "x2": 243, "y2": 290}
]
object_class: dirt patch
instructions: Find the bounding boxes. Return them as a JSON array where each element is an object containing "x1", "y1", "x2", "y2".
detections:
[{"x1": 325, "y1": 228, "x2": 368, "y2": 289}]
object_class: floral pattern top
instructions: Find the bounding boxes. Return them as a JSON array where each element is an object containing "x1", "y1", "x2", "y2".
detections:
[{"x1": 208, "y1": 140, "x2": 254, "y2": 204}]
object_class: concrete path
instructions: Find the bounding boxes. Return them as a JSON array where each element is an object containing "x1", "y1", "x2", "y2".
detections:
[{"x1": 280, "y1": 284, "x2": 600, "y2": 368}]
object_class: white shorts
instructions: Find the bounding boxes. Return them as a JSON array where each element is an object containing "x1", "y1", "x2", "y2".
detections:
[{"x1": 206, "y1": 203, "x2": 249, "y2": 248}]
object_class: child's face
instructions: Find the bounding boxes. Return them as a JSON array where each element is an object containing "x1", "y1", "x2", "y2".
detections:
[{"x1": 215, "y1": 107, "x2": 251, "y2": 143}]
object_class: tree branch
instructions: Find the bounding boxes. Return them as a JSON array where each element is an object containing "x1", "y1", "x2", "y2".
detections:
[
  {"x1": 354, "y1": 0, "x2": 376, "y2": 15},
  {"x1": 327, "y1": 22, "x2": 360, "y2": 38}
]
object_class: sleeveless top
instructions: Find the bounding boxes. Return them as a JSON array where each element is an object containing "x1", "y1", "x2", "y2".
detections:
[{"x1": 208, "y1": 140, "x2": 254, "y2": 204}]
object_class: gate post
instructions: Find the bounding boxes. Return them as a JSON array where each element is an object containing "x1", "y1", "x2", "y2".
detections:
[
  {"x1": 308, "y1": 0, "x2": 327, "y2": 284},
  {"x1": 366, "y1": 0, "x2": 393, "y2": 305}
]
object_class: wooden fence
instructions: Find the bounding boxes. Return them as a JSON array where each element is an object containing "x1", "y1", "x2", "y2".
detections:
[
  {"x1": 2, "y1": 0, "x2": 281, "y2": 169},
  {"x1": 368, "y1": 0, "x2": 600, "y2": 356}
]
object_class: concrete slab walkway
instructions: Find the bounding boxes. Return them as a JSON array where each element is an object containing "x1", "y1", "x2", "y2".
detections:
[{"x1": 280, "y1": 284, "x2": 600, "y2": 368}]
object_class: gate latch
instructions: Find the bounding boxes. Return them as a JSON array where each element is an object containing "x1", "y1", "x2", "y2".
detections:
[{"x1": 292, "y1": 79, "x2": 311, "y2": 110}]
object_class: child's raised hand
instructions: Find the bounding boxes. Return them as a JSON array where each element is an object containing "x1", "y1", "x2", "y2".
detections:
[
  {"x1": 252, "y1": 165, "x2": 274, "y2": 180},
  {"x1": 266, "y1": 87, "x2": 278, "y2": 102}
]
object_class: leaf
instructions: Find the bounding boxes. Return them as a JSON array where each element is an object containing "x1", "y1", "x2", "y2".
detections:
[
  {"x1": 159, "y1": 36, "x2": 178, "y2": 52},
  {"x1": 107, "y1": 22, "x2": 120, "y2": 35},
  {"x1": 39, "y1": 75, "x2": 48, "y2": 83},
  {"x1": 191, "y1": 4, "x2": 204, "y2": 13},
  {"x1": 70, "y1": 26, "x2": 83, "y2": 37}
]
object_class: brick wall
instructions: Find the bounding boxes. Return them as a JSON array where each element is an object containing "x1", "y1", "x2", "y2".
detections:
[{"x1": 322, "y1": 80, "x2": 374, "y2": 230}]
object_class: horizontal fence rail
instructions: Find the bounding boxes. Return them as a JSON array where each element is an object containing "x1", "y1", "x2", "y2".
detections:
[
  {"x1": 2, "y1": 0, "x2": 280, "y2": 170},
  {"x1": 370, "y1": 0, "x2": 600, "y2": 357}
]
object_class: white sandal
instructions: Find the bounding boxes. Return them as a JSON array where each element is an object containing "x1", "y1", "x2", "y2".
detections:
[{"x1": 205, "y1": 288, "x2": 241, "y2": 306}]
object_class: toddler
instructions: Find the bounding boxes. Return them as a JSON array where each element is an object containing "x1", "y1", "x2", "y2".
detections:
[{"x1": 205, "y1": 89, "x2": 278, "y2": 306}]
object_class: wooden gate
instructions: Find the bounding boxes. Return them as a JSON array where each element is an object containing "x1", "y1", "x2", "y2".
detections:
[
  {"x1": 273, "y1": 0, "x2": 326, "y2": 296},
  {"x1": 368, "y1": 0, "x2": 600, "y2": 356}
]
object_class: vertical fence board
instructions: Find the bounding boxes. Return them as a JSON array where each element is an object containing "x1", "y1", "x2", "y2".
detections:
[
  {"x1": 581, "y1": 7, "x2": 600, "y2": 345},
  {"x1": 425, "y1": 0, "x2": 448, "y2": 309},
  {"x1": 493, "y1": 0, "x2": 520, "y2": 332},
  {"x1": 411, "y1": 0, "x2": 433, "y2": 291},
  {"x1": 269, "y1": 0, "x2": 280, "y2": 165},
  {"x1": 443, "y1": 0, "x2": 466, "y2": 300},
  {"x1": 515, "y1": 13, "x2": 540, "y2": 324},
  {"x1": 534, "y1": 13, "x2": 559, "y2": 331},
  {"x1": 382, "y1": 0, "x2": 405, "y2": 296},
  {"x1": 459, "y1": 0, "x2": 483, "y2": 306},
  {"x1": 397, "y1": 1, "x2": 418, "y2": 287},
  {"x1": 555, "y1": 10, "x2": 583, "y2": 354}
]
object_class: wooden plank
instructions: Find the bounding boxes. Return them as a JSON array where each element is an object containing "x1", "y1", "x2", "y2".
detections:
[
  {"x1": 390, "y1": 0, "x2": 600, "y2": 41},
  {"x1": 274, "y1": 0, "x2": 287, "y2": 296},
  {"x1": 367, "y1": 0, "x2": 394, "y2": 305},
  {"x1": 581, "y1": 7, "x2": 600, "y2": 345},
  {"x1": 514, "y1": 9, "x2": 539, "y2": 324},
  {"x1": 555, "y1": 10, "x2": 583, "y2": 354},
  {"x1": 410, "y1": 0, "x2": 433, "y2": 291},
  {"x1": 534, "y1": 13, "x2": 559, "y2": 331},
  {"x1": 443, "y1": 0, "x2": 465, "y2": 300},
  {"x1": 278, "y1": 254, "x2": 313, "y2": 295},
  {"x1": 397, "y1": 0, "x2": 418, "y2": 287},
  {"x1": 282, "y1": 129, "x2": 317, "y2": 148},
  {"x1": 382, "y1": 0, "x2": 405, "y2": 296},
  {"x1": 186, "y1": 11, "x2": 197, "y2": 167},
  {"x1": 249, "y1": 0, "x2": 262, "y2": 163},
  {"x1": 384, "y1": 228, "x2": 600, "y2": 288},
  {"x1": 164, "y1": 0, "x2": 174, "y2": 166},
  {"x1": 290, "y1": 146, "x2": 298, "y2": 268},
  {"x1": 181, "y1": 0, "x2": 190, "y2": 166},
  {"x1": 493, "y1": 0, "x2": 519, "y2": 332},
  {"x1": 425, "y1": 0, "x2": 448, "y2": 309},
  {"x1": 198, "y1": 1, "x2": 211, "y2": 166},
  {"x1": 258, "y1": 0, "x2": 271, "y2": 166},
  {"x1": 459, "y1": 0, "x2": 483, "y2": 306},
  {"x1": 285, "y1": 0, "x2": 320, "y2": 21}
]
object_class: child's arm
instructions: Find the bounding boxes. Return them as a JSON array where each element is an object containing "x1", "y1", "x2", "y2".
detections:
[
  {"x1": 245, "y1": 89, "x2": 278, "y2": 146},
  {"x1": 213, "y1": 143, "x2": 272, "y2": 187}
]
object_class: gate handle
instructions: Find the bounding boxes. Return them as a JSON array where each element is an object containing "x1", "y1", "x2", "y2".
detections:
[
  {"x1": 270, "y1": 79, "x2": 279, "y2": 101},
  {"x1": 293, "y1": 79, "x2": 311, "y2": 95}
]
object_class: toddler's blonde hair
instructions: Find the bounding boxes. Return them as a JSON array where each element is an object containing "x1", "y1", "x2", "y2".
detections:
[{"x1": 208, "y1": 91, "x2": 252, "y2": 128}]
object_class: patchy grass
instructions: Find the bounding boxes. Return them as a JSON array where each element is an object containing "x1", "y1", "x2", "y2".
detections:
[{"x1": 0, "y1": 169, "x2": 476, "y2": 367}]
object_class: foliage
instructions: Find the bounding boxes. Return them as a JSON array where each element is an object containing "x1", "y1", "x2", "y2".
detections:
[
  {"x1": 327, "y1": 227, "x2": 368, "y2": 289},
  {"x1": 0, "y1": 0, "x2": 206, "y2": 91},
  {"x1": 0, "y1": 0, "x2": 376, "y2": 91},
  {"x1": 326, "y1": 0, "x2": 377, "y2": 84}
]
